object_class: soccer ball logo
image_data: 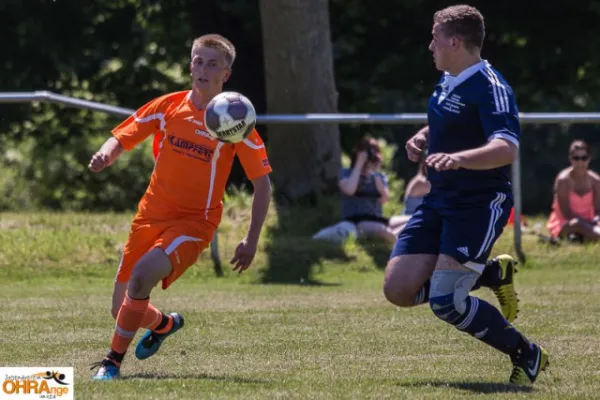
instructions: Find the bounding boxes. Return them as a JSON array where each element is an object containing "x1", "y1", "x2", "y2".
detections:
[{"x1": 205, "y1": 92, "x2": 257, "y2": 144}]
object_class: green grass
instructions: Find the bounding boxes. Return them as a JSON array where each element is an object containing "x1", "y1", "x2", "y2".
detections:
[{"x1": 1, "y1": 206, "x2": 599, "y2": 399}]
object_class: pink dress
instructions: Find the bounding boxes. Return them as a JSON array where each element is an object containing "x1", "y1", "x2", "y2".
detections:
[{"x1": 546, "y1": 191, "x2": 595, "y2": 237}]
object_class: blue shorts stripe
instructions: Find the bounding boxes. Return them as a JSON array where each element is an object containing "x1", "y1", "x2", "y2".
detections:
[{"x1": 475, "y1": 192, "x2": 506, "y2": 259}]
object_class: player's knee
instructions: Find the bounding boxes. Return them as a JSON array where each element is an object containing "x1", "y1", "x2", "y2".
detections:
[
  {"x1": 383, "y1": 256, "x2": 433, "y2": 307},
  {"x1": 383, "y1": 278, "x2": 417, "y2": 307},
  {"x1": 128, "y1": 274, "x2": 144, "y2": 297},
  {"x1": 429, "y1": 293, "x2": 465, "y2": 325},
  {"x1": 383, "y1": 286, "x2": 414, "y2": 307},
  {"x1": 428, "y1": 270, "x2": 477, "y2": 325},
  {"x1": 128, "y1": 269, "x2": 155, "y2": 298}
]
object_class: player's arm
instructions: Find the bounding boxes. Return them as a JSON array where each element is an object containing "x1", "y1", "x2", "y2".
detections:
[
  {"x1": 88, "y1": 137, "x2": 124, "y2": 172},
  {"x1": 450, "y1": 138, "x2": 517, "y2": 170},
  {"x1": 230, "y1": 174, "x2": 271, "y2": 272},
  {"x1": 89, "y1": 96, "x2": 169, "y2": 172},
  {"x1": 426, "y1": 136, "x2": 517, "y2": 172},
  {"x1": 406, "y1": 126, "x2": 429, "y2": 162},
  {"x1": 427, "y1": 82, "x2": 520, "y2": 171},
  {"x1": 230, "y1": 131, "x2": 273, "y2": 272},
  {"x1": 247, "y1": 175, "x2": 272, "y2": 244}
]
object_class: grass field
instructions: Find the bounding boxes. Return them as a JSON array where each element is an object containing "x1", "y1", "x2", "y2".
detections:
[{"x1": 1, "y1": 207, "x2": 599, "y2": 399}]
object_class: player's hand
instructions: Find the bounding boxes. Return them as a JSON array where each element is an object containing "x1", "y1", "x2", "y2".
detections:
[
  {"x1": 230, "y1": 237, "x2": 257, "y2": 273},
  {"x1": 88, "y1": 152, "x2": 111, "y2": 173},
  {"x1": 406, "y1": 133, "x2": 427, "y2": 162},
  {"x1": 425, "y1": 153, "x2": 462, "y2": 171}
]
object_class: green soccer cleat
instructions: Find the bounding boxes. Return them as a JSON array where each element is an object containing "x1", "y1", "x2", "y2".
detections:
[
  {"x1": 488, "y1": 254, "x2": 520, "y2": 323},
  {"x1": 509, "y1": 343, "x2": 549, "y2": 385}
]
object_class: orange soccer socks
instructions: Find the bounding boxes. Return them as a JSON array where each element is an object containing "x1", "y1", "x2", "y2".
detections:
[
  {"x1": 140, "y1": 302, "x2": 173, "y2": 334},
  {"x1": 108, "y1": 293, "x2": 149, "y2": 361}
]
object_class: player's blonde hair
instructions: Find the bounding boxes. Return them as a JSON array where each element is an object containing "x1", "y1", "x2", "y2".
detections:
[
  {"x1": 191, "y1": 34, "x2": 236, "y2": 67},
  {"x1": 434, "y1": 5, "x2": 485, "y2": 51}
]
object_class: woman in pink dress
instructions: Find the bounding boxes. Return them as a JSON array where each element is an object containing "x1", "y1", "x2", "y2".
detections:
[{"x1": 547, "y1": 140, "x2": 600, "y2": 241}]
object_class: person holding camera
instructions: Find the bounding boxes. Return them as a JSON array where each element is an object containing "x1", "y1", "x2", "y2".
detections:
[{"x1": 336, "y1": 136, "x2": 405, "y2": 244}]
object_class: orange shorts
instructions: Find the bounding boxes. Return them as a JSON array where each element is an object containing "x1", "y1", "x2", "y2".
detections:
[{"x1": 116, "y1": 218, "x2": 215, "y2": 290}]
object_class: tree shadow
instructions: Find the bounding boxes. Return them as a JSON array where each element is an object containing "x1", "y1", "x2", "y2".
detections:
[
  {"x1": 261, "y1": 198, "x2": 354, "y2": 285},
  {"x1": 359, "y1": 238, "x2": 392, "y2": 270},
  {"x1": 397, "y1": 379, "x2": 535, "y2": 394},
  {"x1": 122, "y1": 371, "x2": 268, "y2": 384},
  {"x1": 262, "y1": 235, "x2": 353, "y2": 285}
]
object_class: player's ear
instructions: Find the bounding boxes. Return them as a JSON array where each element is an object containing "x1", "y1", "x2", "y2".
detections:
[
  {"x1": 450, "y1": 37, "x2": 459, "y2": 50},
  {"x1": 223, "y1": 68, "x2": 231, "y2": 83}
]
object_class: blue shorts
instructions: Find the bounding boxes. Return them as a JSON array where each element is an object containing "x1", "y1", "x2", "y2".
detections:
[{"x1": 390, "y1": 189, "x2": 513, "y2": 273}]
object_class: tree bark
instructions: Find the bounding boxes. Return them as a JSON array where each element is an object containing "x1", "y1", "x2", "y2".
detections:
[{"x1": 259, "y1": 0, "x2": 341, "y2": 203}]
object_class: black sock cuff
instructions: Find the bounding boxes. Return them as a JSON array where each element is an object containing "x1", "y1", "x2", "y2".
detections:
[
  {"x1": 154, "y1": 313, "x2": 170, "y2": 331},
  {"x1": 107, "y1": 349, "x2": 125, "y2": 363}
]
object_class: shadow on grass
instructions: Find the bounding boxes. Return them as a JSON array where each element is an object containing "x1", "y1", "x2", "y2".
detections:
[
  {"x1": 261, "y1": 198, "x2": 354, "y2": 285},
  {"x1": 262, "y1": 237, "x2": 352, "y2": 285},
  {"x1": 397, "y1": 380, "x2": 535, "y2": 394},
  {"x1": 358, "y1": 239, "x2": 392, "y2": 270},
  {"x1": 122, "y1": 372, "x2": 268, "y2": 384}
]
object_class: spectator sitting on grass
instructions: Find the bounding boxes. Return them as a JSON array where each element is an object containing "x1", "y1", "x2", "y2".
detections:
[
  {"x1": 546, "y1": 139, "x2": 600, "y2": 242},
  {"x1": 312, "y1": 136, "x2": 407, "y2": 244}
]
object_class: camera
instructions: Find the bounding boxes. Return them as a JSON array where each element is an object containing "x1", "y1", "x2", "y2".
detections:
[{"x1": 366, "y1": 147, "x2": 379, "y2": 162}]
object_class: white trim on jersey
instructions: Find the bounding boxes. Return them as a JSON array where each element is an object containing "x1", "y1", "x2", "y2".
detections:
[
  {"x1": 488, "y1": 130, "x2": 519, "y2": 148},
  {"x1": 482, "y1": 66, "x2": 510, "y2": 113},
  {"x1": 205, "y1": 141, "x2": 225, "y2": 220},
  {"x1": 475, "y1": 192, "x2": 507, "y2": 259},
  {"x1": 152, "y1": 133, "x2": 168, "y2": 171},
  {"x1": 242, "y1": 138, "x2": 265, "y2": 150},
  {"x1": 133, "y1": 112, "x2": 167, "y2": 132}
]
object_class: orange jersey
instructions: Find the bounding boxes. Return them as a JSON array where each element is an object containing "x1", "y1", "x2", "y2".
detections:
[{"x1": 112, "y1": 90, "x2": 272, "y2": 226}]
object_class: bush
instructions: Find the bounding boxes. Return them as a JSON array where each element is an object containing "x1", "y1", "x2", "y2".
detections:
[{"x1": 0, "y1": 104, "x2": 155, "y2": 212}]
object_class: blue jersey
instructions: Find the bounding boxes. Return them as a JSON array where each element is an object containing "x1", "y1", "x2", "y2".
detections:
[{"x1": 427, "y1": 60, "x2": 520, "y2": 192}]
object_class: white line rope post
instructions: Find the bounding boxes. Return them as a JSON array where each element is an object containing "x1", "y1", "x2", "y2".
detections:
[
  {"x1": 511, "y1": 150, "x2": 525, "y2": 263},
  {"x1": 4, "y1": 91, "x2": 600, "y2": 264}
]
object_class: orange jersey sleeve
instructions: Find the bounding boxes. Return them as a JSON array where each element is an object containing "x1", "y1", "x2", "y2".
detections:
[
  {"x1": 234, "y1": 130, "x2": 272, "y2": 180},
  {"x1": 111, "y1": 91, "x2": 188, "y2": 151}
]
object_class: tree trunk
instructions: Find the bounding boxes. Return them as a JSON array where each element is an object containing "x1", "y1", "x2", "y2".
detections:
[{"x1": 259, "y1": 0, "x2": 341, "y2": 203}]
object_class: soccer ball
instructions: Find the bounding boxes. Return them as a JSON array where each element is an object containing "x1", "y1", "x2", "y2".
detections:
[{"x1": 205, "y1": 92, "x2": 256, "y2": 143}]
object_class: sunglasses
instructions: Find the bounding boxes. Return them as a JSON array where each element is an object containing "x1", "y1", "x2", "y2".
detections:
[{"x1": 571, "y1": 155, "x2": 589, "y2": 161}]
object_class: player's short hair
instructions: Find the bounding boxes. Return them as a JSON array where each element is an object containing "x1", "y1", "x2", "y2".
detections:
[
  {"x1": 569, "y1": 139, "x2": 590, "y2": 156},
  {"x1": 434, "y1": 5, "x2": 485, "y2": 51},
  {"x1": 191, "y1": 34, "x2": 236, "y2": 67}
]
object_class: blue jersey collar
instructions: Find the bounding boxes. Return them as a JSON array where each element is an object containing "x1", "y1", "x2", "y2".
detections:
[{"x1": 441, "y1": 60, "x2": 488, "y2": 92}]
